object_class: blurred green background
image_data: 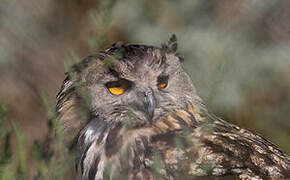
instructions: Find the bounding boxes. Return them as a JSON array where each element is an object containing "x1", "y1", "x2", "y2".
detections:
[{"x1": 0, "y1": 0, "x2": 290, "y2": 179}]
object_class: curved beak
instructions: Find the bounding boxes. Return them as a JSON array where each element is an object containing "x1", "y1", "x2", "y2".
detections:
[{"x1": 144, "y1": 90, "x2": 155, "y2": 121}]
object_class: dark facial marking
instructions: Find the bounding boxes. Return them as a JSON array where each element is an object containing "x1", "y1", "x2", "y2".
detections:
[
  {"x1": 88, "y1": 156, "x2": 100, "y2": 180},
  {"x1": 105, "y1": 122, "x2": 123, "y2": 157},
  {"x1": 80, "y1": 141, "x2": 93, "y2": 175}
]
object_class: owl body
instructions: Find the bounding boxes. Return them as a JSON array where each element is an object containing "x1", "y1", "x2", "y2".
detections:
[{"x1": 56, "y1": 36, "x2": 290, "y2": 180}]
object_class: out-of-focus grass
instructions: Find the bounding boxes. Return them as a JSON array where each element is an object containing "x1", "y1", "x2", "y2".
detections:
[
  {"x1": 0, "y1": 105, "x2": 12, "y2": 179},
  {"x1": 0, "y1": 97, "x2": 72, "y2": 180},
  {"x1": 88, "y1": 0, "x2": 118, "y2": 51}
]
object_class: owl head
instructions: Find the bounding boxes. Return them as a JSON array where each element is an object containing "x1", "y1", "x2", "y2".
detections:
[
  {"x1": 56, "y1": 35, "x2": 204, "y2": 179},
  {"x1": 57, "y1": 35, "x2": 201, "y2": 133}
]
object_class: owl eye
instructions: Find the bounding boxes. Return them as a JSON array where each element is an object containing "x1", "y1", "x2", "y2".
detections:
[
  {"x1": 106, "y1": 79, "x2": 130, "y2": 95},
  {"x1": 157, "y1": 75, "x2": 169, "y2": 89},
  {"x1": 157, "y1": 82, "x2": 167, "y2": 89}
]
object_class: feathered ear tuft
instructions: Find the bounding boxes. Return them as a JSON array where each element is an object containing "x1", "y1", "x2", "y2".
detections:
[{"x1": 162, "y1": 34, "x2": 178, "y2": 54}]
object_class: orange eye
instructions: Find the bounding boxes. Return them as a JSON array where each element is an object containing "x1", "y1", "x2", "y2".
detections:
[
  {"x1": 158, "y1": 82, "x2": 167, "y2": 89},
  {"x1": 106, "y1": 80, "x2": 130, "y2": 95}
]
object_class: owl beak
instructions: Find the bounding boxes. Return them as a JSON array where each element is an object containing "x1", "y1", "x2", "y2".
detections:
[{"x1": 145, "y1": 90, "x2": 155, "y2": 121}]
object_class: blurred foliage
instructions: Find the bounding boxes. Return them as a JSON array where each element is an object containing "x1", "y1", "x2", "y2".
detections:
[
  {"x1": 88, "y1": 0, "x2": 118, "y2": 51},
  {"x1": 0, "y1": 98, "x2": 73, "y2": 179},
  {"x1": 0, "y1": 0, "x2": 290, "y2": 179},
  {"x1": 0, "y1": 105, "x2": 12, "y2": 179}
]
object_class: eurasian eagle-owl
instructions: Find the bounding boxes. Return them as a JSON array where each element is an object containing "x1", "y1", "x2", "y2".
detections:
[{"x1": 56, "y1": 35, "x2": 290, "y2": 180}]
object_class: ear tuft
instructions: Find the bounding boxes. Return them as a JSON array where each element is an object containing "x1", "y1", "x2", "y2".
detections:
[{"x1": 162, "y1": 34, "x2": 178, "y2": 54}]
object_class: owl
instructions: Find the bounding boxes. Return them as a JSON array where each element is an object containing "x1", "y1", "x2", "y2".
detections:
[{"x1": 56, "y1": 35, "x2": 290, "y2": 180}]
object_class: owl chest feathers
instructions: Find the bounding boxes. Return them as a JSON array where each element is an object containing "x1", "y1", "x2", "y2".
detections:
[
  {"x1": 75, "y1": 103, "x2": 200, "y2": 180},
  {"x1": 76, "y1": 102, "x2": 290, "y2": 180}
]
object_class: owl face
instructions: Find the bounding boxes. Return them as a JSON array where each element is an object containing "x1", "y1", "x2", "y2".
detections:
[
  {"x1": 56, "y1": 36, "x2": 205, "y2": 179},
  {"x1": 80, "y1": 45, "x2": 197, "y2": 128}
]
